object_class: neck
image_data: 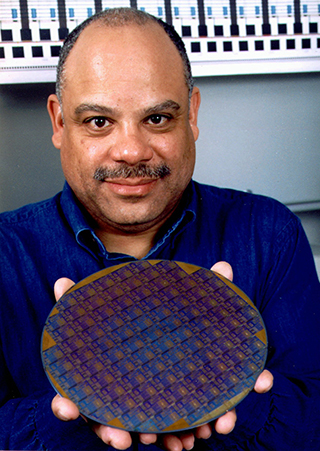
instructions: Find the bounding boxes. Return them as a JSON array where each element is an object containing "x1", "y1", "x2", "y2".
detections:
[{"x1": 95, "y1": 221, "x2": 163, "y2": 260}]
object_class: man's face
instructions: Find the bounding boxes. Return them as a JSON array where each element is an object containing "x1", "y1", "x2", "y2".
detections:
[{"x1": 48, "y1": 22, "x2": 200, "y2": 234}]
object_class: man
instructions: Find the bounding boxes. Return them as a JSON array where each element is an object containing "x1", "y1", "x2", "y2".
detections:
[{"x1": 0, "y1": 7, "x2": 319, "y2": 451}]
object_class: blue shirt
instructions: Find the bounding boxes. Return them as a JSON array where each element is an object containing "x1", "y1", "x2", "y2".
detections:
[{"x1": 0, "y1": 180, "x2": 319, "y2": 450}]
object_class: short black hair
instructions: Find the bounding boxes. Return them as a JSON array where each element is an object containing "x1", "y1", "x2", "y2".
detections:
[{"x1": 56, "y1": 7, "x2": 194, "y2": 104}]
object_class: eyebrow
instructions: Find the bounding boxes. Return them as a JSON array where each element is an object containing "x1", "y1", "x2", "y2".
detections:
[
  {"x1": 73, "y1": 100, "x2": 181, "y2": 118},
  {"x1": 74, "y1": 104, "x2": 114, "y2": 117},
  {"x1": 143, "y1": 100, "x2": 181, "y2": 116}
]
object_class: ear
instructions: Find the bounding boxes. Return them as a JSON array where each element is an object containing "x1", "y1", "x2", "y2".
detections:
[
  {"x1": 47, "y1": 94, "x2": 64, "y2": 149},
  {"x1": 189, "y1": 87, "x2": 201, "y2": 142}
]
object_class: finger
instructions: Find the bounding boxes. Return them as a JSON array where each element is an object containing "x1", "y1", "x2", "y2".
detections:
[
  {"x1": 180, "y1": 431, "x2": 195, "y2": 450},
  {"x1": 51, "y1": 394, "x2": 80, "y2": 421},
  {"x1": 254, "y1": 369, "x2": 274, "y2": 393},
  {"x1": 162, "y1": 434, "x2": 183, "y2": 451},
  {"x1": 92, "y1": 424, "x2": 132, "y2": 450},
  {"x1": 210, "y1": 261, "x2": 233, "y2": 282},
  {"x1": 195, "y1": 423, "x2": 212, "y2": 440},
  {"x1": 54, "y1": 277, "x2": 75, "y2": 301},
  {"x1": 214, "y1": 409, "x2": 237, "y2": 435},
  {"x1": 139, "y1": 433, "x2": 157, "y2": 445}
]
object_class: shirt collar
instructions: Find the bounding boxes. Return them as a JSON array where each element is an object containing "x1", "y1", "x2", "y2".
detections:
[{"x1": 60, "y1": 180, "x2": 197, "y2": 261}]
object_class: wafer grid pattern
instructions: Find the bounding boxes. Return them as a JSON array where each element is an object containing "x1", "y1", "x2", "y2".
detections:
[{"x1": 42, "y1": 260, "x2": 267, "y2": 432}]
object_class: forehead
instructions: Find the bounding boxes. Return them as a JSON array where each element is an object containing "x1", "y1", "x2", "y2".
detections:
[{"x1": 62, "y1": 22, "x2": 188, "y2": 106}]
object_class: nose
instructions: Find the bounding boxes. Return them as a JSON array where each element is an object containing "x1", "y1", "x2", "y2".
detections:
[{"x1": 109, "y1": 126, "x2": 153, "y2": 165}]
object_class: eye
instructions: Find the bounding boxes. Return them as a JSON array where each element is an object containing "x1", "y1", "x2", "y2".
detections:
[
  {"x1": 146, "y1": 114, "x2": 170, "y2": 126},
  {"x1": 84, "y1": 116, "x2": 111, "y2": 130},
  {"x1": 93, "y1": 117, "x2": 108, "y2": 128}
]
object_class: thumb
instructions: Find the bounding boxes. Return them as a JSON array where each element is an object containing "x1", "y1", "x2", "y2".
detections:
[
  {"x1": 54, "y1": 277, "x2": 75, "y2": 302},
  {"x1": 210, "y1": 261, "x2": 233, "y2": 282}
]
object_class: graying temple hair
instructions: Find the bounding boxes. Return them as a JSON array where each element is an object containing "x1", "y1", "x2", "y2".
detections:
[{"x1": 55, "y1": 7, "x2": 194, "y2": 104}]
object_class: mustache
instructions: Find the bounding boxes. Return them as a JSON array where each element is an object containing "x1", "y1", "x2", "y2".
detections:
[{"x1": 93, "y1": 163, "x2": 171, "y2": 181}]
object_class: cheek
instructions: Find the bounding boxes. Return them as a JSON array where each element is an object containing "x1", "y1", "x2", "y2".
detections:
[
  {"x1": 165, "y1": 131, "x2": 195, "y2": 169},
  {"x1": 153, "y1": 132, "x2": 190, "y2": 162},
  {"x1": 61, "y1": 138, "x2": 100, "y2": 174},
  {"x1": 82, "y1": 141, "x2": 99, "y2": 159}
]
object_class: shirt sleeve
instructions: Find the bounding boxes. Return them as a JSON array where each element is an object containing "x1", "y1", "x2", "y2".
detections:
[
  {"x1": 0, "y1": 388, "x2": 120, "y2": 450},
  {"x1": 201, "y1": 215, "x2": 320, "y2": 450}
]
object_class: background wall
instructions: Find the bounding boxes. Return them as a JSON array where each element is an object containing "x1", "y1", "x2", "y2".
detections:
[
  {"x1": 0, "y1": 82, "x2": 61, "y2": 211},
  {"x1": 194, "y1": 72, "x2": 320, "y2": 210},
  {"x1": 1, "y1": 72, "x2": 320, "y2": 267}
]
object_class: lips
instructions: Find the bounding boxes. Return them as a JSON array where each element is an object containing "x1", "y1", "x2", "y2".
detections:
[
  {"x1": 106, "y1": 178, "x2": 156, "y2": 186},
  {"x1": 104, "y1": 178, "x2": 158, "y2": 196}
]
